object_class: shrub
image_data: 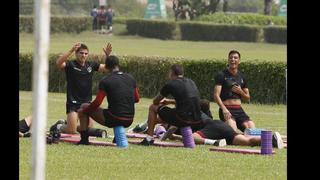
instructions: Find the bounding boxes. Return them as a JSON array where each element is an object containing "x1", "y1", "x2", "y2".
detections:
[
  {"x1": 196, "y1": 12, "x2": 287, "y2": 26},
  {"x1": 19, "y1": 53, "x2": 286, "y2": 104},
  {"x1": 263, "y1": 26, "x2": 287, "y2": 44},
  {"x1": 179, "y1": 22, "x2": 261, "y2": 42}
]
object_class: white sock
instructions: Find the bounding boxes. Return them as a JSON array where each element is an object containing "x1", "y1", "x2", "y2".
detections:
[{"x1": 204, "y1": 139, "x2": 217, "y2": 145}]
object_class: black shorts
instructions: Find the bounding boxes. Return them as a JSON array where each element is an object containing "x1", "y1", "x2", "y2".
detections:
[
  {"x1": 102, "y1": 109, "x2": 133, "y2": 128},
  {"x1": 19, "y1": 119, "x2": 30, "y2": 133},
  {"x1": 66, "y1": 102, "x2": 81, "y2": 114},
  {"x1": 66, "y1": 102, "x2": 91, "y2": 114},
  {"x1": 158, "y1": 106, "x2": 203, "y2": 129},
  {"x1": 196, "y1": 119, "x2": 238, "y2": 145},
  {"x1": 219, "y1": 105, "x2": 251, "y2": 132}
]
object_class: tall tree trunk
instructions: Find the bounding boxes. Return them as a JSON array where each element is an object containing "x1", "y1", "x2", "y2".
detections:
[
  {"x1": 264, "y1": 0, "x2": 272, "y2": 15},
  {"x1": 223, "y1": 0, "x2": 228, "y2": 12}
]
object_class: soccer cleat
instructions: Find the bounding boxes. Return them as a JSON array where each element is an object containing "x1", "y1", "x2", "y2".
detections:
[
  {"x1": 139, "y1": 137, "x2": 154, "y2": 146},
  {"x1": 128, "y1": 122, "x2": 148, "y2": 133},
  {"x1": 23, "y1": 132, "x2": 32, "y2": 138},
  {"x1": 49, "y1": 119, "x2": 66, "y2": 133},
  {"x1": 213, "y1": 139, "x2": 227, "y2": 147},
  {"x1": 272, "y1": 131, "x2": 284, "y2": 149},
  {"x1": 159, "y1": 126, "x2": 177, "y2": 141}
]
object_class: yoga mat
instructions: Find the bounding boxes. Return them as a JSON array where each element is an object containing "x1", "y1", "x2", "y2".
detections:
[
  {"x1": 210, "y1": 147, "x2": 275, "y2": 155},
  {"x1": 128, "y1": 139, "x2": 184, "y2": 147},
  {"x1": 60, "y1": 137, "x2": 116, "y2": 147}
]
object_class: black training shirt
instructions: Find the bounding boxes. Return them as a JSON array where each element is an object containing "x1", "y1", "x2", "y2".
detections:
[
  {"x1": 160, "y1": 77, "x2": 201, "y2": 121},
  {"x1": 65, "y1": 60, "x2": 100, "y2": 104},
  {"x1": 98, "y1": 71, "x2": 137, "y2": 118},
  {"x1": 214, "y1": 69, "x2": 248, "y2": 101}
]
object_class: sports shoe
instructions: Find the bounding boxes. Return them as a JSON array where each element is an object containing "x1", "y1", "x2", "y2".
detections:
[
  {"x1": 101, "y1": 130, "x2": 107, "y2": 138},
  {"x1": 139, "y1": 137, "x2": 154, "y2": 146},
  {"x1": 213, "y1": 139, "x2": 227, "y2": 147},
  {"x1": 46, "y1": 133, "x2": 60, "y2": 144},
  {"x1": 272, "y1": 131, "x2": 284, "y2": 149},
  {"x1": 159, "y1": 126, "x2": 177, "y2": 141},
  {"x1": 128, "y1": 122, "x2": 148, "y2": 133},
  {"x1": 23, "y1": 132, "x2": 32, "y2": 138},
  {"x1": 49, "y1": 119, "x2": 66, "y2": 133}
]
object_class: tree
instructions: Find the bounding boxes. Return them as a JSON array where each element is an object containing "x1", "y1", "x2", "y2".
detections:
[{"x1": 264, "y1": 0, "x2": 272, "y2": 15}]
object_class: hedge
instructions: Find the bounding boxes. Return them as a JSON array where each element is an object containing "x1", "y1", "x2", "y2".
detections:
[
  {"x1": 20, "y1": 16, "x2": 286, "y2": 44},
  {"x1": 179, "y1": 22, "x2": 261, "y2": 42},
  {"x1": 19, "y1": 53, "x2": 286, "y2": 104},
  {"x1": 263, "y1": 26, "x2": 287, "y2": 44},
  {"x1": 19, "y1": 15, "x2": 128, "y2": 33},
  {"x1": 126, "y1": 19, "x2": 177, "y2": 40},
  {"x1": 196, "y1": 12, "x2": 287, "y2": 26}
]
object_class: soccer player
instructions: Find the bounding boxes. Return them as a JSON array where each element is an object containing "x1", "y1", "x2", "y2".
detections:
[
  {"x1": 139, "y1": 64, "x2": 204, "y2": 145},
  {"x1": 49, "y1": 42, "x2": 112, "y2": 137},
  {"x1": 213, "y1": 50, "x2": 255, "y2": 132},
  {"x1": 77, "y1": 55, "x2": 140, "y2": 145}
]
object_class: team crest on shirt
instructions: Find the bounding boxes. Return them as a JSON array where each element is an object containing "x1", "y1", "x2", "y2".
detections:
[{"x1": 87, "y1": 67, "x2": 92, "y2": 73}]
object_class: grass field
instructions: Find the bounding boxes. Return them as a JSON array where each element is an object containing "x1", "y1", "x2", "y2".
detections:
[
  {"x1": 19, "y1": 91, "x2": 287, "y2": 179},
  {"x1": 19, "y1": 30, "x2": 287, "y2": 62}
]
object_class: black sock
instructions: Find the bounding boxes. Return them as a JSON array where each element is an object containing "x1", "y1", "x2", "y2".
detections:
[
  {"x1": 87, "y1": 127, "x2": 105, "y2": 137},
  {"x1": 79, "y1": 129, "x2": 89, "y2": 143}
]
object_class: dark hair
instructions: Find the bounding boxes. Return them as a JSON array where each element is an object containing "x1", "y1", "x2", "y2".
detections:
[
  {"x1": 228, "y1": 50, "x2": 241, "y2": 59},
  {"x1": 76, "y1": 43, "x2": 89, "y2": 53},
  {"x1": 170, "y1": 64, "x2": 184, "y2": 76},
  {"x1": 105, "y1": 55, "x2": 119, "y2": 69}
]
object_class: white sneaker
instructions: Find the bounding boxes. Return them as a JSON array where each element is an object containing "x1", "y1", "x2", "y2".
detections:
[
  {"x1": 272, "y1": 131, "x2": 284, "y2": 149},
  {"x1": 214, "y1": 139, "x2": 227, "y2": 147}
]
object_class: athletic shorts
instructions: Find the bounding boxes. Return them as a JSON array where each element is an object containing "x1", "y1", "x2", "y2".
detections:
[
  {"x1": 158, "y1": 106, "x2": 203, "y2": 129},
  {"x1": 102, "y1": 109, "x2": 133, "y2": 128},
  {"x1": 66, "y1": 102, "x2": 91, "y2": 114},
  {"x1": 195, "y1": 119, "x2": 238, "y2": 145},
  {"x1": 19, "y1": 119, "x2": 30, "y2": 133},
  {"x1": 219, "y1": 105, "x2": 251, "y2": 132},
  {"x1": 66, "y1": 102, "x2": 81, "y2": 114}
]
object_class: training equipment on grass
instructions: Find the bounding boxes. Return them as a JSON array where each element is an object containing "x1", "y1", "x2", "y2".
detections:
[
  {"x1": 60, "y1": 137, "x2": 116, "y2": 147},
  {"x1": 261, "y1": 130, "x2": 273, "y2": 155},
  {"x1": 128, "y1": 139, "x2": 184, "y2": 147},
  {"x1": 210, "y1": 147, "x2": 275, "y2": 155},
  {"x1": 180, "y1": 126, "x2": 195, "y2": 148},
  {"x1": 244, "y1": 128, "x2": 266, "y2": 136},
  {"x1": 154, "y1": 125, "x2": 166, "y2": 137},
  {"x1": 114, "y1": 126, "x2": 129, "y2": 148}
]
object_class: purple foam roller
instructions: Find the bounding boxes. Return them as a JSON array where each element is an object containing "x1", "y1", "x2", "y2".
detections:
[
  {"x1": 180, "y1": 126, "x2": 195, "y2": 148},
  {"x1": 261, "y1": 130, "x2": 272, "y2": 155}
]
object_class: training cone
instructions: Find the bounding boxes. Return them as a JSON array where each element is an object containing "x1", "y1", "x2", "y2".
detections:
[
  {"x1": 180, "y1": 126, "x2": 195, "y2": 149},
  {"x1": 114, "y1": 126, "x2": 128, "y2": 148}
]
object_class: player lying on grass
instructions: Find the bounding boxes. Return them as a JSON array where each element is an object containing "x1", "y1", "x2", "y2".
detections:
[
  {"x1": 19, "y1": 115, "x2": 32, "y2": 138},
  {"x1": 134, "y1": 98, "x2": 284, "y2": 148},
  {"x1": 168, "y1": 112, "x2": 284, "y2": 149}
]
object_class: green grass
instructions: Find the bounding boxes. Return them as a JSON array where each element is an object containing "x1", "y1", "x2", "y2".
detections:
[
  {"x1": 19, "y1": 30, "x2": 287, "y2": 62},
  {"x1": 19, "y1": 91, "x2": 287, "y2": 179}
]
